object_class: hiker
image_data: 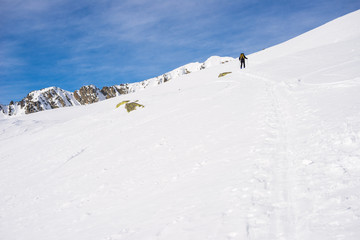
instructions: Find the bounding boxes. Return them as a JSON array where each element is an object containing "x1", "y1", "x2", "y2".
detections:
[{"x1": 239, "y1": 53, "x2": 247, "y2": 69}]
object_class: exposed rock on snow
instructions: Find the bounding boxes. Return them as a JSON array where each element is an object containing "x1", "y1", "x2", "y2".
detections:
[
  {"x1": 116, "y1": 100, "x2": 145, "y2": 112},
  {"x1": 73, "y1": 85, "x2": 105, "y2": 105},
  {"x1": 218, "y1": 72, "x2": 232, "y2": 77}
]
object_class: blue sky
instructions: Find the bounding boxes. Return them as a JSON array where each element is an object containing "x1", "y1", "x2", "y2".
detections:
[{"x1": 1, "y1": 0, "x2": 359, "y2": 104}]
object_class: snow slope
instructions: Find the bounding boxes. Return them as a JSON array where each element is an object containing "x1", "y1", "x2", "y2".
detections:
[{"x1": 1, "y1": 10, "x2": 360, "y2": 240}]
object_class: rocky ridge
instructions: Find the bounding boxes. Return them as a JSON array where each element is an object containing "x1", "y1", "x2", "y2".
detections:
[{"x1": 1, "y1": 56, "x2": 234, "y2": 116}]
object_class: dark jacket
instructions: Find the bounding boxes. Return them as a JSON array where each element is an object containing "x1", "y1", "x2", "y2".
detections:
[{"x1": 239, "y1": 53, "x2": 247, "y2": 61}]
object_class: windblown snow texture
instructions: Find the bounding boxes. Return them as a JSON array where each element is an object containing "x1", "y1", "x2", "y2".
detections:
[{"x1": 1, "y1": 10, "x2": 360, "y2": 240}]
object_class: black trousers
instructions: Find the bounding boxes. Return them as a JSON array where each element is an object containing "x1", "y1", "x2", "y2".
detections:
[{"x1": 240, "y1": 59, "x2": 246, "y2": 69}]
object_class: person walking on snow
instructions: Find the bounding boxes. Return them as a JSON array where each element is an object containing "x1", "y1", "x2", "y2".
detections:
[{"x1": 239, "y1": 53, "x2": 247, "y2": 69}]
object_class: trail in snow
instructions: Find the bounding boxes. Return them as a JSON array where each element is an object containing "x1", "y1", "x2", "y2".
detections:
[
  {"x1": 233, "y1": 68, "x2": 360, "y2": 240},
  {"x1": 229, "y1": 71, "x2": 296, "y2": 240}
]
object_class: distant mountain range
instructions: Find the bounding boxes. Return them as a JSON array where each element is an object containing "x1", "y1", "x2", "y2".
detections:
[{"x1": 0, "y1": 56, "x2": 233, "y2": 116}]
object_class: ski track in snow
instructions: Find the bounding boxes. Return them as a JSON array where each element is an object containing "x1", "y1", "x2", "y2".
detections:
[
  {"x1": 233, "y1": 70, "x2": 360, "y2": 239},
  {"x1": 236, "y1": 72, "x2": 296, "y2": 240}
]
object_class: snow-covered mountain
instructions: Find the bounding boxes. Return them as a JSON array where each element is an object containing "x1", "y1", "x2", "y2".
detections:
[
  {"x1": 1, "y1": 10, "x2": 360, "y2": 240},
  {"x1": 2, "y1": 87, "x2": 80, "y2": 115},
  {"x1": 0, "y1": 56, "x2": 233, "y2": 117}
]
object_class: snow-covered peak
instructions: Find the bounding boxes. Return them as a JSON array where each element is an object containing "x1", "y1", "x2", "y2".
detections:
[
  {"x1": 201, "y1": 56, "x2": 234, "y2": 68},
  {"x1": 27, "y1": 86, "x2": 72, "y2": 100}
]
